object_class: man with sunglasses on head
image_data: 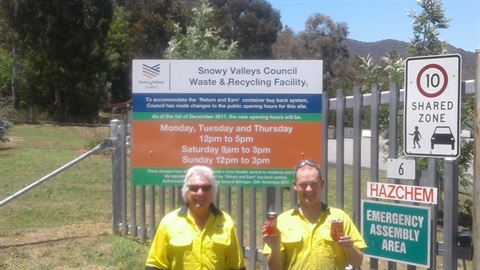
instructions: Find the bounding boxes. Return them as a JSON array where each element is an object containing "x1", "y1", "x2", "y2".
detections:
[
  {"x1": 262, "y1": 159, "x2": 367, "y2": 270},
  {"x1": 145, "y1": 165, "x2": 245, "y2": 270}
]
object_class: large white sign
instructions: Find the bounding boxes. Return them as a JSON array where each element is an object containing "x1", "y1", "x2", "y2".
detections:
[{"x1": 404, "y1": 54, "x2": 461, "y2": 158}]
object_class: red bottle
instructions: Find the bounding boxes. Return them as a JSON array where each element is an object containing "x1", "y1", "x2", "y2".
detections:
[{"x1": 265, "y1": 211, "x2": 277, "y2": 236}]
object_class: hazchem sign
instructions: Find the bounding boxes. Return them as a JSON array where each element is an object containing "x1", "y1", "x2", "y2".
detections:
[
  {"x1": 367, "y1": 182, "x2": 437, "y2": 204},
  {"x1": 404, "y1": 54, "x2": 461, "y2": 158}
]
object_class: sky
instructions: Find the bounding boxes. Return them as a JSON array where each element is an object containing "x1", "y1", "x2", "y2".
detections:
[{"x1": 267, "y1": 0, "x2": 480, "y2": 52}]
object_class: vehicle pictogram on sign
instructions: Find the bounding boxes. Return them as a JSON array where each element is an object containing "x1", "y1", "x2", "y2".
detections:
[{"x1": 430, "y1": 126, "x2": 455, "y2": 150}]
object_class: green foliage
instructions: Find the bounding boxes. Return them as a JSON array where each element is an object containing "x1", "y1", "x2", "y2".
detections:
[
  {"x1": 0, "y1": 114, "x2": 13, "y2": 142},
  {"x1": 272, "y1": 26, "x2": 305, "y2": 59},
  {"x1": 165, "y1": 0, "x2": 238, "y2": 59},
  {"x1": 299, "y1": 13, "x2": 350, "y2": 96},
  {"x1": 0, "y1": 0, "x2": 282, "y2": 121},
  {"x1": 407, "y1": 0, "x2": 451, "y2": 56},
  {"x1": 3, "y1": 0, "x2": 114, "y2": 122},
  {"x1": 381, "y1": 52, "x2": 404, "y2": 87},
  {"x1": 210, "y1": 0, "x2": 282, "y2": 59},
  {"x1": 104, "y1": 7, "x2": 134, "y2": 103},
  {"x1": 117, "y1": 0, "x2": 186, "y2": 58},
  {"x1": 0, "y1": 95, "x2": 13, "y2": 142},
  {"x1": 358, "y1": 54, "x2": 382, "y2": 93},
  {"x1": 0, "y1": 48, "x2": 12, "y2": 97}
]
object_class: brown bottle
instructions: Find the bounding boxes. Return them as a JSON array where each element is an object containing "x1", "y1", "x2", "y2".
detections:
[{"x1": 265, "y1": 211, "x2": 277, "y2": 236}]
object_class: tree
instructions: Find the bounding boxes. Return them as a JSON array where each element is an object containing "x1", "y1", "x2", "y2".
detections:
[
  {"x1": 117, "y1": 0, "x2": 188, "y2": 59},
  {"x1": 0, "y1": 94, "x2": 13, "y2": 142},
  {"x1": 381, "y1": 52, "x2": 404, "y2": 87},
  {"x1": 358, "y1": 54, "x2": 382, "y2": 93},
  {"x1": 104, "y1": 7, "x2": 134, "y2": 104},
  {"x1": 0, "y1": 48, "x2": 12, "y2": 97},
  {"x1": 13, "y1": 0, "x2": 114, "y2": 121},
  {"x1": 298, "y1": 13, "x2": 350, "y2": 95},
  {"x1": 407, "y1": 0, "x2": 451, "y2": 56},
  {"x1": 165, "y1": 0, "x2": 238, "y2": 59},
  {"x1": 210, "y1": 0, "x2": 281, "y2": 59},
  {"x1": 0, "y1": 0, "x2": 20, "y2": 110},
  {"x1": 272, "y1": 26, "x2": 306, "y2": 59}
]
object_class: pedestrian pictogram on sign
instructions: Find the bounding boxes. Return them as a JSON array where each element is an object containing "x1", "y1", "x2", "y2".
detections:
[{"x1": 404, "y1": 54, "x2": 462, "y2": 158}]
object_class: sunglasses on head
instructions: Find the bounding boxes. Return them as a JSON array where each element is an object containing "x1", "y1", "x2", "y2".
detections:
[
  {"x1": 188, "y1": 185, "x2": 212, "y2": 192},
  {"x1": 295, "y1": 159, "x2": 321, "y2": 171}
]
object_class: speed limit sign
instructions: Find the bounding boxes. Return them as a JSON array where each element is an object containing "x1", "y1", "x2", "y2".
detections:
[{"x1": 404, "y1": 54, "x2": 461, "y2": 158}]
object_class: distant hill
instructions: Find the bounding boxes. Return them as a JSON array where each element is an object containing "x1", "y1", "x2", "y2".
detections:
[{"x1": 347, "y1": 38, "x2": 476, "y2": 80}]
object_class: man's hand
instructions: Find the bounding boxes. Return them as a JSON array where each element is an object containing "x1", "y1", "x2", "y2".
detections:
[
  {"x1": 262, "y1": 223, "x2": 283, "y2": 270},
  {"x1": 337, "y1": 235, "x2": 363, "y2": 267},
  {"x1": 261, "y1": 224, "x2": 280, "y2": 249},
  {"x1": 337, "y1": 235, "x2": 354, "y2": 248}
]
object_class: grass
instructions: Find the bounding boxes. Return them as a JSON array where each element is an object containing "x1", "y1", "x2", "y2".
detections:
[
  {"x1": 0, "y1": 124, "x2": 473, "y2": 269},
  {"x1": 0, "y1": 123, "x2": 148, "y2": 269}
]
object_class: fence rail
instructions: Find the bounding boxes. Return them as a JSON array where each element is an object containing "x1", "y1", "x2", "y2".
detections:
[{"x1": 109, "y1": 77, "x2": 476, "y2": 270}]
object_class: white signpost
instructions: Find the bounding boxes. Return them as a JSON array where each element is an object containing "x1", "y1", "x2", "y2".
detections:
[{"x1": 404, "y1": 54, "x2": 461, "y2": 158}]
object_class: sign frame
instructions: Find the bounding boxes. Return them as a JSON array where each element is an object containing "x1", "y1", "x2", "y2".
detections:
[
  {"x1": 130, "y1": 60, "x2": 323, "y2": 186},
  {"x1": 404, "y1": 54, "x2": 462, "y2": 158},
  {"x1": 362, "y1": 200, "x2": 431, "y2": 267}
]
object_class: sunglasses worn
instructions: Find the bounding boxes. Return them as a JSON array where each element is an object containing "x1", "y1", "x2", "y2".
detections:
[
  {"x1": 296, "y1": 182, "x2": 320, "y2": 190},
  {"x1": 188, "y1": 185, "x2": 212, "y2": 192},
  {"x1": 295, "y1": 159, "x2": 321, "y2": 171}
]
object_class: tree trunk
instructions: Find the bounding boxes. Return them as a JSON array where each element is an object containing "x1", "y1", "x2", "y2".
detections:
[
  {"x1": 11, "y1": 0, "x2": 19, "y2": 110},
  {"x1": 54, "y1": 87, "x2": 64, "y2": 122}
]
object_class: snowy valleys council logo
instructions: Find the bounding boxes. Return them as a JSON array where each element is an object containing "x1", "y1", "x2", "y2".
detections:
[
  {"x1": 143, "y1": 63, "x2": 160, "y2": 78},
  {"x1": 139, "y1": 63, "x2": 166, "y2": 89}
]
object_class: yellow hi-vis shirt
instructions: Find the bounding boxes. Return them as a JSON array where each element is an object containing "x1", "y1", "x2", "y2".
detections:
[
  {"x1": 262, "y1": 203, "x2": 367, "y2": 270},
  {"x1": 145, "y1": 204, "x2": 245, "y2": 270}
]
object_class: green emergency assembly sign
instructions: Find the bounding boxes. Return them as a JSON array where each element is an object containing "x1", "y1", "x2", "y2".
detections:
[{"x1": 362, "y1": 200, "x2": 431, "y2": 267}]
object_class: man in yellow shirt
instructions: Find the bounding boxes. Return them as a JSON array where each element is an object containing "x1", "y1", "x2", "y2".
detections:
[
  {"x1": 262, "y1": 159, "x2": 367, "y2": 269},
  {"x1": 145, "y1": 165, "x2": 245, "y2": 270}
]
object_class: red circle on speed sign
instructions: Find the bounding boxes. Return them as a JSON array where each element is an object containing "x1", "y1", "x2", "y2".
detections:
[{"x1": 416, "y1": 63, "x2": 448, "y2": 98}]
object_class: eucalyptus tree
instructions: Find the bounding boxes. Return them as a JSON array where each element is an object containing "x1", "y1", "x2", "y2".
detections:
[
  {"x1": 165, "y1": 0, "x2": 238, "y2": 59},
  {"x1": 0, "y1": 0, "x2": 20, "y2": 110},
  {"x1": 358, "y1": 54, "x2": 382, "y2": 93},
  {"x1": 104, "y1": 0, "x2": 189, "y2": 105},
  {"x1": 0, "y1": 48, "x2": 12, "y2": 97},
  {"x1": 116, "y1": 0, "x2": 188, "y2": 59},
  {"x1": 407, "y1": 0, "x2": 451, "y2": 56},
  {"x1": 12, "y1": 0, "x2": 114, "y2": 121},
  {"x1": 298, "y1": 13, "x2": 350, "y2": 95},
  {"x1": 104, "y1": 7, "x2": 134, "y2": 104},
  {"x1": 380, "y1": 52, "x2": 404, "y2": 86},
  {"x1": 272, "y1": 26, "x2": 306, "y2": 60},
  {"x1": 210, "y1": 0, "x2": 282, "y2": 59}
]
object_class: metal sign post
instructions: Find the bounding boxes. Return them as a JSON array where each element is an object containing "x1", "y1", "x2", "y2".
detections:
[{"x1": 473, "y1": 48, "x2": 480, "y2": 270}]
